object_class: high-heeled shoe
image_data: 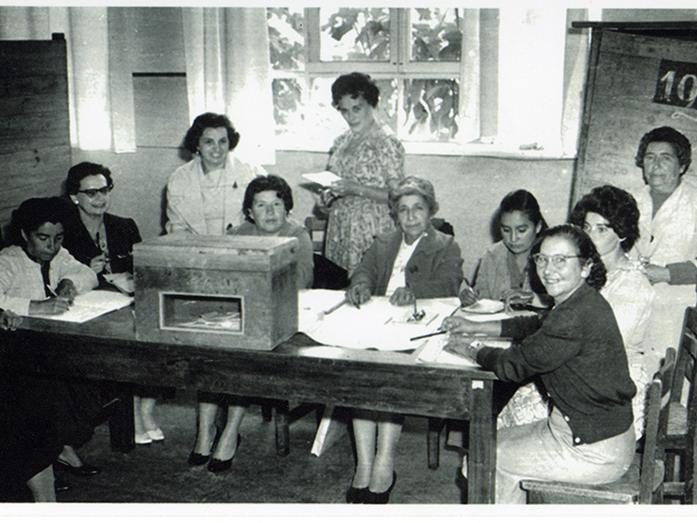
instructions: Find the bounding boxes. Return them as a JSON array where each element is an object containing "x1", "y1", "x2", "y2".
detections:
[
  {"x1": 345, "y1": 485, "x2": 369, "y2": 503},
  {"x1": 364, "y1": 472, "x2": 397, "y2": 504},
  {"x1": 207, "y1": 435, "x2": 242, "y2": 473},
  {"x1": 188, "y1": 427, "x2": 220, "y2": 466},
  {"x1": 55, "y1": 459, "x2": 101, "y2": 477}
]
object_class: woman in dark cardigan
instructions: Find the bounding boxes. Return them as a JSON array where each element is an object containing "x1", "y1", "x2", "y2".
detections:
[
  {"x1": 443, "y1": 224, "x2": 636, "y2": 504},
  {"x1": 60, "y1": 162, "x2": 161, "y2": 446}
]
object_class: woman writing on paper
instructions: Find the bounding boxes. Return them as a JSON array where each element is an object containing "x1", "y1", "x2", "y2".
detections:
[
  {"x1": 321, "y1": 72, "x2": 405, "y2": 274},
  {"x1": 60, "y1": 162, "x2": 160, "y2": 445},
  {"x1": 0, "y1": 197, "x2": 102, "y2": 483},
  {"x1": 345, "y1": 177, "x2": 463, "y2": 503},
  {"x1": 442, "y1": 225, "x2": 636, "y2": 503},
  {"x1": 459, "y1": 189, "x2": 548, "y2": 309}
]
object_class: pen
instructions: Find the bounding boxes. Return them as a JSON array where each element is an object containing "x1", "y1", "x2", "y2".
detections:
[
  {"x1": 410, "y1": 330, "x2": 447, "y2": 342},
  {"x1": 322, "y1": 298, "x2": 347, "y2": 316}
]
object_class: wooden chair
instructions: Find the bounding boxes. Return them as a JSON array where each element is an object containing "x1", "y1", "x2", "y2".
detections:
[
  {"x1": 662, "y1": 306, "x2": 697, "y2": 504},
  {"x1": 520, "y1": 347, "x2": 676, "y2": 504}
]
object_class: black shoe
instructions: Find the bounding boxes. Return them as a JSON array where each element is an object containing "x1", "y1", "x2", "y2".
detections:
[
  {"x1": 364, "y1": 472, "x2": 397, "y2": 504},
  {"x1": 346, "y1": 485, "x2": 369, "y2": 503},
  {"x1": 207, "y1": 435, "x2": 241, "y2": 474},
  {"x1": 54, "y1": 477, "x2": 71, "y2": 493},
  {"x1": 187, "y1": 451, "x2": 211, "y2": 466},
  {"x1": 55, "y1": 459, "x2": 101, "y2": 477}
]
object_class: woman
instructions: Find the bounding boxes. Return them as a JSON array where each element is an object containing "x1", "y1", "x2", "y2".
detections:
[
  {"x1": 460, "y1": 189, "x2": 548, "y2": 308},
  {"x1": 230, "y1": 174, "x2": 313, "y2": 289},
  {"x1": 166, "y1": 112, "x2": 264, "y2": 235},
  {"x1": 631, "y1": 126, "x2": 697, "y2": 376},
  {"x1": 60, "y1": 162, "x2": 158, "y2": 445},
  {"x1": 322, "y1": 72, "x2": 405, "y2": 274},
  {"x1": 0, "y1": 197, "x2": 101, "y2": 484},
  {"x1": 168, "y1": 113, "x2": 263, "y2": 472},
  {"x1": 345, "y1": 177, "x2": 462, "y2": 503},
  {"x1": 443, "y1": 225, "x2": 636, "y2": 504}
]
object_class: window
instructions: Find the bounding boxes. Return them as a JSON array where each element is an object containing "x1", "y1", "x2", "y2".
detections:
[{"x1": 268, "y1": 7, "x2": 586, "y2": 157}]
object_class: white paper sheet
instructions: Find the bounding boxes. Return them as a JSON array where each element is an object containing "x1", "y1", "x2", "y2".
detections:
[
  {"x1": 30, "y1": 290, "x2": 134, "y2": 323},
  {"x1": 301, "y1": 170, "x2": 342, "y2": 187},
  {"x1": 416, "y1": 334, "x2": 512, "y2": 367}
]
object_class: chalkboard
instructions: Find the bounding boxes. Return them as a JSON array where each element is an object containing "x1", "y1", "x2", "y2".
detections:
[{"x1": 572, "y1": 25, "x2": 697, "y2": 203}]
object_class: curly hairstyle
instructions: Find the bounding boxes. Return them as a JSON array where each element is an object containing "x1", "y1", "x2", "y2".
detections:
[
  {"x1": 11, "y1": 197, "x2": 71, "y2": 238},
  {"x1": 569, "y1": 184, "x2": 640, "y2": 252},
  {"x1": 331, "y1": 72, "x2": 380, "y2": 108},
  {"x1": 635, "y1": 126, "x2": 692, "y2": 174},
  {"x1": 388, "y1": 176, "x2": 438, "y2": 221},
  {"x1": 182, "y1": 112, "x2": 240, "y2": 154},
  {"x1": 242, "y1": 175, "x2": 294, "y2": 224},
  {"x1": 498, "y1": 189, "x2": 548, "y2": 231},
  {"x1": 65, "y1": 162, "x2": 113, "y2": 195},
  {"x1": 536, "y1": 224, "x2": 607, "y2": 291}
]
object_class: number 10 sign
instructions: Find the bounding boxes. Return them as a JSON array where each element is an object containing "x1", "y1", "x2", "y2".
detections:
[{"x1": 654, "y1": 59, "x2": 697, "y2": 110}]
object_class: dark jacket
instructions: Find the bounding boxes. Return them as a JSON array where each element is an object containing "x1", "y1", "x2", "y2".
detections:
[
  {"x1": 350, "y1": 225, "x2": 463, "y2": 298},
  {"x1": 478, "y1": 282, "x2": 636, "y2": 445}
]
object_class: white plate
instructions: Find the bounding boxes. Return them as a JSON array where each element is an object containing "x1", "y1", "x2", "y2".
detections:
[{"x1": 461, "y1": 299, "x2": 505, "y2": 314}]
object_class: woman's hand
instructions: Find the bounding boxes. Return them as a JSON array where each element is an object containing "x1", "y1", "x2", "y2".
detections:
[
  {"x1": 28, "y1": 297, "x2": 71, "y2": 316},
  {"x1": 501, "y1": 289, "x2": 533, "y2": 305},
  {"x1": 389, "y1": 286, "x2": 415, "y2": 306},
  {"x1": 440, "y1": 316, "x2": 482, "y2": 335},
  {"x1": 443, "y1": 335, "x2": 482, "y2": 361},
  {"x1": 329, "y1": 179, "x2": 363, "y2": 198},
  {"x1": 55, "y1": 279, "x2": 78, "y2": 304},
  {"x1": 644, "y1": 264, "x2": 671, "y2": 284},
  {"x1": 0, "y1": 309, "x2": 22, "y2": 330},
  {"x1": 458, "y1": 284, "x2": 478, "y2": 307},
  {"x1": 90, "y1": 253, "x2": 107, "y2": 274},
  {"x1": 346, "y1": 283, "x2": 371, "y2": 307}
]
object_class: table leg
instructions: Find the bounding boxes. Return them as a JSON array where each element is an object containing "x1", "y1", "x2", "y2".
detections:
[
  {"x1": 467, "y1": 379, "x2": 496, "y2": 504},
  {"x1": 108, "y1": 383, "x2": 135, "y2": 453},
  {"x1": 275, "y1": 401, "x2": 290, "y2": 456}
]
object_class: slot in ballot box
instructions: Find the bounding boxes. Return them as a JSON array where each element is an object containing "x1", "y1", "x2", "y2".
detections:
[{"x1": 133, "y1": 233, "x2": 298, "y2": 350}]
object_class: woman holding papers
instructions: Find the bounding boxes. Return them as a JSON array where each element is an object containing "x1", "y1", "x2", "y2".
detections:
[
  {"x1": 60, "y1": 161, "x2": 163, "y2": 446},
  {"x1": 442, "y1": 225, "x2": 636, "y2": 504},
  {"x1": 321, "y1": 72, "x2": 405, "y2": 274},
  {"x1": 0, "y1": 197, "x2": 102, "y2": 487},
  {"x1": 345, "y1": 177, "x2": 462, "y2": 503}
]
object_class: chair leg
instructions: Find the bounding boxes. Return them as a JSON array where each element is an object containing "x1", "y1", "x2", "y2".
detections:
[
  {"x1": 427, "y1": 417, "x2": 445, "y2": 470},
  {"x1": 275, "y1": 401, "x2": 290, "y2": 457},
  {"x1": 261, "y1": 403, "x2": 273, "y2": 422}
]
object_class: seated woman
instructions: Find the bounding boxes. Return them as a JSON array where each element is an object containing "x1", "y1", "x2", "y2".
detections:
[
  {"x1": 230, "y1": 174, "x2": 313, "y2": 289},
  {"x1": 60, "y1": 161, "x2": 160, "y2": 445},
  {"x1": 460, "y1": 189, "x2": 548, "y2": 308},
  {"x1": 0, "y1": 197, "x2": 101, "y2": 482},
  {"x1": 443, "y1": 225, "x2": 636, "y2": 504},
  {"x1": 0, "y1": 308, "x2": 62, "y2": 502},
  {"x1": 345, "y1": 176, "x2": 463, "y2": 503}
]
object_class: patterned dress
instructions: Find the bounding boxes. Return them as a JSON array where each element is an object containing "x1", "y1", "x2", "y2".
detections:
[{"x1": 324, "y1": 123, "x2": 405, "y2": 274}]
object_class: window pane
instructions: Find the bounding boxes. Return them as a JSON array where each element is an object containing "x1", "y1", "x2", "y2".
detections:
[
  {"x1": 272, "y1": 78, "x2": 303, "y2": 135},
  {"x1": 267, "y1": 7, "x2": 305, "y2": 71},
  {"x1": 319, "y1": 7, "x2": 390, "y2": 62},
  {"x1": 410, "y1": 8, "x2": 462, "y2": 63},
  {"x1": 401, "y1": 79, "x2": 459, "y2": 141}
]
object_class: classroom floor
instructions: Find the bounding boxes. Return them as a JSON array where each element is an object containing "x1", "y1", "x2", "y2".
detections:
[{"x1": 51, "y1": 390, "x2": 468, "y2": 504}]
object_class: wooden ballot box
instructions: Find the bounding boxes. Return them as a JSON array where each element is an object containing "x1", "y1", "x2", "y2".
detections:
[{"x1": 133, "y1": 233, "x2": 298, "y2": 350}]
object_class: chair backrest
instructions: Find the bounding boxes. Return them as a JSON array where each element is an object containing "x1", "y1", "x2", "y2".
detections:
[
  {"x1": 640, "y1": 346, "x2": 676, "y2": 503},
  {"x1": 304, "y1": 216, "x2": 327, "y2": 254},
  {"x1": 670, "y1": 307, "x2": 697, "y2": 413}
]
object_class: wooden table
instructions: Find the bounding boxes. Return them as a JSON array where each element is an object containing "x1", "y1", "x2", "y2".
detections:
[{"x1": 7, "y1": 307, "x2": 499, "y2": 504}]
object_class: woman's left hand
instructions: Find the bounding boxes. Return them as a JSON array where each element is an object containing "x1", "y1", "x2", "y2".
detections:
[
  {"x1": 0, "y1": 309, "x2": 22, "y2": 331},
  {"x1": 644, "y1": 264, "x2": 671, "y2": 284},
  {"x1": 443, "y1": 335, "x2": 481, "y2": 361},
  {"x1": 55, "y1": 279, "x2": 78, "y2": 304},
  {"x1": 329, "y1": 179, "x2": 363, "y2": 198},
  {"x1": 389, "y1": 286, "x2": 415, "y2": 306}
]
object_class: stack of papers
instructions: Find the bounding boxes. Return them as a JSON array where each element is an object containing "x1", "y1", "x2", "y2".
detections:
[{"x1": 30, "y1": 290, "x2": 133, "y2": 323}]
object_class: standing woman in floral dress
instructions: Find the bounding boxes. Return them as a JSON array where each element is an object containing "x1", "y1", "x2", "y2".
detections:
[{"x1": 322, "y1": 72, "x2": 405, "y2": 274}]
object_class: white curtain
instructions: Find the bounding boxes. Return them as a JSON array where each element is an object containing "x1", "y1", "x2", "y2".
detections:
[
  {"x1": 457, "y1": 8, "x2": 481, "y2": 144},
  {"x1": 182, "y1": 7, "x2": 275, "y2": 165},
  {"x1": 0, "y1": 6, "x2": 136, "y2": 152}
]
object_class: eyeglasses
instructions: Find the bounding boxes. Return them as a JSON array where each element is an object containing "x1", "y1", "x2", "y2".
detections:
[
  {"x1": 531, "y1": 253, "x2": 582, "y2": 269},
  {"x1": 77, "y1": 185, "x2": 113, "y2": 198}
]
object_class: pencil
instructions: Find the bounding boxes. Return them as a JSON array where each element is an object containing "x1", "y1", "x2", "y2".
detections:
[
  {"x1": 321, "y1": 298, "x2": 347, "y2": 317},
  {"x1": 410, "y1": 330, "x2": 447, "y2": 342}
]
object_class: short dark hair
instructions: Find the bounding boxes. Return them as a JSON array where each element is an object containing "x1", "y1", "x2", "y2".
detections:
[
  {"x1": 499, "y1": 189, "x2": 547, "y2": 232},
  {"x1": 537, "y1": 224, "x2": 607, "y2": 290},
  {"x1": 66, "y1": 162, "x2": 113, "y2": 195},
  {"x1": 388, "y1": 176, "x2": 439, "y2": 220},
  {"x1": 635, "y1": 126, "x2": 692, "y2": 174},
  {"x1": 242, "y1": 175, "x2": 294, "y2": 224},
  {"x1": 569, "y1": 184, "x2": 640, "y2": 252},
  {"x1": 12, "y1": 197, "x2": 70, "y2": 237},
  {"x1": 183, "y1": 112, "x2": 240, "y2": 154},
  {"x1": 331, "y1": 72, "x2": 380, "y2": 108}
]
